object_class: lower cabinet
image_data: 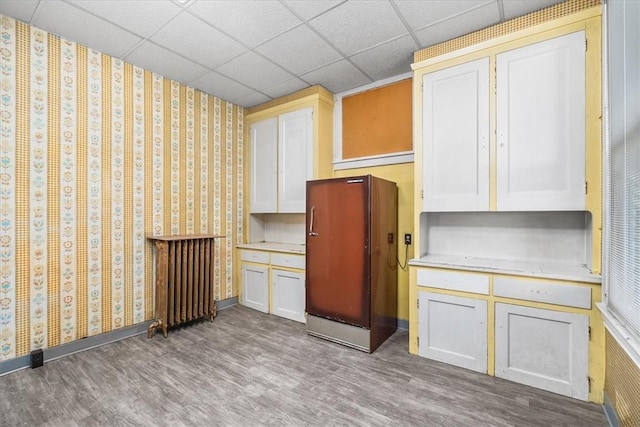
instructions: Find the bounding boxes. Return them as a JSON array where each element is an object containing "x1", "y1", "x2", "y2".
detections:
[
  {"x1": 494, "y1": 303, "x2": 589, "y2": 400},
  {"x1": 241, "y1": 264, "x2": 269, "y2": 313},
  {"x1": 239, "y1": 249, "x2": 306, "y2": 323},
  {"x1": 272, "y1": 269, "x2": 305, "y2": 323},
  {"x1": 415, "y1": 267, "x2": 592, "y2": 400},
  {"x1": 418, "y1": 292, "x2": 487, "y2": 373}
]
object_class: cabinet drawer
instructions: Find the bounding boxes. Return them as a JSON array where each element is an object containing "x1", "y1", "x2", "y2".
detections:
[
  {"x1": 493, "y1": 277, "x2": 591, "y2": 309},
  {"x1": 240, "y1": 250, "x2": 270, "y2": 264},
  {"x1": 417, "y1": 269, "x2": 489, "y2": 295},
  {"x1": 271, "y1": 253, "x2": 305, "y2": 270}
]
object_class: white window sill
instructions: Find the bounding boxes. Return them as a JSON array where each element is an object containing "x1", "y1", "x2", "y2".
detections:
[{"x1": 597, "y1": 302, "x2": 640, "y2": 368}]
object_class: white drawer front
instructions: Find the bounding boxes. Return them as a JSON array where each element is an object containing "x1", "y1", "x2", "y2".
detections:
[
  {"x1": 417, "y1": 269, "x2": 489, "y2": 295},
  {"x1": 240, "y1": 250, "x2": 270, "y2": 264},
  {"x1": 493, "y1": 277, "x2": 591, "y2": 309},
  {"x1": 271, "y1": 253, "x2": 305, "y2": 270}
]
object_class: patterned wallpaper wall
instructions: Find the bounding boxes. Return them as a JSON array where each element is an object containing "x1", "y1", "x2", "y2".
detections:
[{"x1": 0, "y1": 16, "x2": 244, "y2": 361}]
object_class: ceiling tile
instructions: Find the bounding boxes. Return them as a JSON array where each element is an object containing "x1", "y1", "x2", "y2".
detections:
[
  {"x1": 33, "y1": 1, "x2": 142, "y2": 58},
  {"x1": 65, "y1": 0, "x2": 182, "y2": 38},
  {"x1": 282, "y1": 0, "x2": 345, "y2": 21},
  {"x1": 393, "y1": 1, "x2": 492, "y2": 32},
  {"x1": 301, "y1": 60, "x2": 371, "y2": 94},
  {"x1": 415, "y1": 1, "x2": 500, "y2": 48},
  {"x1": 0, "y1": 0, "x2": 40, "y2": 23},
  {"x1": 262, "y1": 78, "x2": 308, "y2": 99},
  {"x1": 188, "y1": 0, "x2": 301, "y2": 48},
  {"x1": 502, "y1": 0, "x2": 563, "y2": 20},
  {"x1": 350, "y1": 35, "x2": 417, "y2": 81},
  {"x1": 151, "y1": 12, "x2": 246, "y2": 69},
  {"x1": 256, "y1": 25, "x2": 342, "y2": 75},
  {"x1": 215, "y1": 51, "x2": 293, "y2": 91},
  {"x1": 125, "y1": 41, "x2": 207, "y2": 83},
  {"x1": 189, "y1": 71, "x2": 254, "y2": 102},
  {"x1": 309, "y1": 1, "x2": 407, "y2": 56},
  {"x1": 233, "y1": 92, "x2": 272, "y2": 109}
]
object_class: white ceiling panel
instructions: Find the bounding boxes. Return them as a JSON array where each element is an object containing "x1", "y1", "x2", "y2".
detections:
[
  {"x1": 0, "y1": 0, "x2": 40, "y2": 23},
  {"x1": 125, "y1": 41, "x2": 207, "y2": 82},
  {"x1": 151, "y1": 12, "x2": 246, "y2": 69},
  {"x1": 188, "y1": 0, "x2": 302, "y2": 48},
  {"x1": 415, "y1": 1, "x2": 500, "y2": 48},
  {"x1": 262, "y1": 78, "x2": 308, "y2": 99},
  {"x1": 393, "y1": 0, "x2": 492, "y2": 31},
  {"x1": 309, "y1": 1, "x2": 407, "y2": 56},
  {"x1": 65, "y1": 0, "x2": 182, "y2": 38},
  {"x1": 256, "y1": 25, "x2": 342, "y2": 75},
  {"x1": 301, "y1": 60, "x2": 371, "y2": 94},
  {"x1": 233, "y1": 92, "x2": 272, "y2": 109},
  {"x1": 282, "y1": 0, "x2": 345, "y2": 21},
  {"x1": 189, "y1": 71, "x2": 254, "y2": 102},
  {"x1": 350, "y1": 35, "x2": 417, "y2": 81},
  {"x1": 502, "y1": 0, "x2": 564, "y2": 20},
  {"x1": 33, "y1": 1, "x2": 142, "y2": 58},
  {"x1": 215, "y1": 51, "x2": 293, "y2": 90},
  {"x1": 1, "y1": 0, "x2": 566, "y2": 108}
]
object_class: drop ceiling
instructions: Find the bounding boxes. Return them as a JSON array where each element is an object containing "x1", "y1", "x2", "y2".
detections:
[{"x1": 1, "y1": 0, "x2": 564, "y2": 108}]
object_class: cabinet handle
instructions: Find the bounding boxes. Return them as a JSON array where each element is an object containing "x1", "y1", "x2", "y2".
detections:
[{"x1": 308, "y1": 205, "x2": 318, "y2": 236}]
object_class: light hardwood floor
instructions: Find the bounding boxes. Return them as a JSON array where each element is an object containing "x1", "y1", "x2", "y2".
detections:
[{"x1": 0, "y1": 305, "x2": 606, "y2": 426}]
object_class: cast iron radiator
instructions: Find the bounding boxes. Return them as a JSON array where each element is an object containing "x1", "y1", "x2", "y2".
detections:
[{"x1": 147, "y1": 235, "x2": 223, "y2": 338}]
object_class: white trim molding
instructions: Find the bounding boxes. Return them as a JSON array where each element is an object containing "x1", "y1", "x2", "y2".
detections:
[
  {"x1": 598, "y1": 303, "x2": 640, "y2": 369},
  {"x1": 333, "y1": 72, "x2": 413, "y2": 169}
]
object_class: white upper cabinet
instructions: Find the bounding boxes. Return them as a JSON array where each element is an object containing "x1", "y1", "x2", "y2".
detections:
[
  {"x1": 250, "y1": 118, "x2": 278, "y2": 213},
  {"x1": 421, "y1": 31, "x2": 586, "y2": 212},
  {"x1": 496, "y1": 31, "x2": 586, "y2": 211},
  {"x1": 278, "y1": 108, "x2": 313, "y2": 213},
  {"x1": 250, "y1": 108, "x2": 313, "y2": 213},
  {"x1": 423, "y1": 57, "x2": 490, "y2": 212}
]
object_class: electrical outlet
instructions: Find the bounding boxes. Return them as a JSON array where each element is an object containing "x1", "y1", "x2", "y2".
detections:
[
  {"x1": 388, "y1": 233, "x2": 394, "y2": 244},
  {"x1": 404, "y1": 233, "x2": 412, "y2": 245}
]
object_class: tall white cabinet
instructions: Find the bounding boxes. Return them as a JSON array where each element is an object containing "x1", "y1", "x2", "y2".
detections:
[
  {"x1": 240, "y1": 86, "x2": 334, "y2": 324},
  {"x1": 411, "y1": 7, "x2": 603, "y2": 403},
  {"x1": 250, "y1": 108, "x2": 312, "y2": 214}
]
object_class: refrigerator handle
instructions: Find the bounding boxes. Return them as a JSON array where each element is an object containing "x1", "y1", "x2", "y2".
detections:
[{"x1": 308, "y1": 205, "x2": 318, "y2": 236}]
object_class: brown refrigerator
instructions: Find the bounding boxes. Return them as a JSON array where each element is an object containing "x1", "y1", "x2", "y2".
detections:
[{"x1": 305, "y1": 175, "x2": 397, "y2": 353}]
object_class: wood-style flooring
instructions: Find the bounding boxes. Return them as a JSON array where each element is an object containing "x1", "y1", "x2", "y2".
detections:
[{"x1": 0, "y1": 305, "x2": 606, "y2": 426}]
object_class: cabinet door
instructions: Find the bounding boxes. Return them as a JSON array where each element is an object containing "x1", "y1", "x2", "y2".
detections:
[
  {"x1": 272, "y1": 269, "x2": 305, "y2": 323},
  {"x1": 250, "y1": 118, "x2": 278, "y2": 213},
  {"x1": 495, "y1": 303, "x2": 589, "y2": 400},
  {"x1": 418, "y1": 292, "x2": 487, "y2": 373},
  {"x1": 423, "y1": 57, "x2": 490, "y2": 211},
  {"x1": 241, "y1": 264, "x2": 269, "y2": 313},
  {"x1": 278, "y1": 108, "x2": 313, "y2": 213},
  {"x1": 496, "y1": 31, "x2": 586, "y2": 211}
]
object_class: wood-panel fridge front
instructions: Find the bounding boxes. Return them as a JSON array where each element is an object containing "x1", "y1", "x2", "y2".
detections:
[{"x1": 306, "y1": 175, "x2": 397, "y2": 353}]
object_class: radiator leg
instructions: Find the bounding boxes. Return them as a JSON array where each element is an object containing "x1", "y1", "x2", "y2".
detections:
[
  {"x1": 209, "y1": 301, "x2": 217, "y2": 322},
  {"x1": 147, "y1": 319, "x2": 162, "y2": 339}
]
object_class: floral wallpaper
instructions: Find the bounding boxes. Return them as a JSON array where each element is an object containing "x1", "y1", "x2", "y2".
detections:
[{"x1": 0, "y1": 16, "x2": 244, "y2": 361}]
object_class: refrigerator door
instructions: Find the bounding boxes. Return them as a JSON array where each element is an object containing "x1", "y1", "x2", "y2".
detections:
[{"x1": 306, "y1": 176, "x2": 370, "y2": 328}]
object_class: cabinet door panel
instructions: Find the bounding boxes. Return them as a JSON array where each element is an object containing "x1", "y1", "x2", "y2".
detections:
[
  {"x1": 279, "y1": 108, "x2": 313, "y2": 213},
  {"x1": 418, "y1": 292, "x2": 487, "y2": 373},
  {"x1": 495, "y1": 303, "x2": 589, "y2": 400},
  {"x1": 241, "y1": 264, "x2": 269, "y2": 313},
  {"x1": 423, "y1": 57, "x2": 490, "y2": 211},
  {"x1": 272, "y1": 269, "x2": 305, "y2": 323},
  {"x1": 496, "y1": 31, "x2": 586, "y2": 210},
  {"x1": 250, "y1": 118, "x2": 278, "y2": 213}
]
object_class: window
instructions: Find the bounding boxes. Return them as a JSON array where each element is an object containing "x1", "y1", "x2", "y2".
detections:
[{"x1": 602, "y1": 0, "x2": 640, "y2": 361}]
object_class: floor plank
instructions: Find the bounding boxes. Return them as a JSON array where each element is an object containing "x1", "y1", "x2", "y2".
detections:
[{"x1": 0, "y1": 306, "x2": 606, "y2": 426}]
